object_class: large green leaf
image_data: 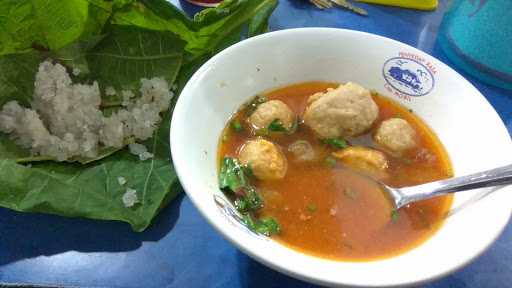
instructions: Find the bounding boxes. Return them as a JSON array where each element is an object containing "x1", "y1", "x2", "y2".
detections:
[
  {"x1": 0, "y1": 0, "x2": 278, "y2": 231},
  {"x1": 111, "y1": 1, "x2": 196, "y2": 44},
  {"x1": 0, "y1": 111, "x2": 178, "y2": 231},
  {"x1": 0, "y1": 1, "x2": 41, "y2": 55},
  {"x1": 187, "y1": 0, "x2": 278, "y2": 57},
  {"x1": 87, "y1": 25, "x2": 184, "y2": 92},
  {"x1": 112, "y1": 0, "x2": 278, "y2": 58},
  {"x1": 31, "y1": 0, "x2": 90, "y2": 50},
  {"x1": 0, "y1": 29, "x2": 183, "y2": 230},
  {"x1": 0, "y1": 0, "x2": 113, "y2": 55},
  {"x1": 0, "y1": 52, "x2": 42, "y2": 106}
]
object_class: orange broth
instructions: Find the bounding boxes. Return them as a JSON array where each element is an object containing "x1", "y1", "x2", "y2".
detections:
[{"x1": 218, "y1": 82, "x2": 453, "y2": 261}]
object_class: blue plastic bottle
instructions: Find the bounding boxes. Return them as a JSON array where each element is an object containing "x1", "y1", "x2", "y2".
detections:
[{"x1": 438, "y1": 0, "x2": 512, "y2": 90}]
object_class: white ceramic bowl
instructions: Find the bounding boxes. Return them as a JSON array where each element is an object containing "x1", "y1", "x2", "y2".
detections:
[{"x1": 171, "y1": 28, "x2": 512, "y2": 287}]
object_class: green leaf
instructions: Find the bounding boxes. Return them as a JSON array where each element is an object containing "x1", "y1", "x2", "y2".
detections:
[
  {"x1": 391, "y1": 209, "x2": 400, "y2": 222},
  {"x1": 0, "y1": 0, "x2": 112, "y2": 55},
  {"x1": 244, "y1": 214, "x2": 280, "y2": 236},
  {"x1": 0, "y1": 113, "x2": 179, "y2": 231},
  {"x1": 187, "y1": 0, "x2": 278, "y2": 57},
  {"x1": 111, "y1": 1, "x2": 196, "y2": 44},
  {"x1": 31, "y1": 0, "x2": 90, "y2": 50},
  {"x1": 0, "y1": 49, "x2": 179, "y2": 231},
  {"x1": 255, "y1": 128, "x2": 270, "y2": 137},
  {"x1": 51, "y1": 35, "x2": 105, "y2": 76},
  {"x1": 87, "y1": 25, "x2": 184, "y2": 92},
  {"x1": 0, "y1": 1, "x2": 42, "y2": 55},
  {"x1": 231, "y1": 119, "x2": 243, "y2": 132},
  {"x1": 234, "y1": 188, "x2": 263, "y2": 213},
  {"x1": 0, "y1": 0, "x2": 279, "y2": 231},
  {"x1": 248, "y1": 0, "x2": 278, "y2": 37},
  {"x1": 268, "y1": 119, "x2": 287, "y2": 132},
  {"x1": 324, "y1": 137, "x2": 348, "y2": 149},
  {"x1": 0, "y1": 52, "x2": 42, "y2": 107},
  {"x1": 219, "y1": 157, "x2": 250, "y2": 193}
]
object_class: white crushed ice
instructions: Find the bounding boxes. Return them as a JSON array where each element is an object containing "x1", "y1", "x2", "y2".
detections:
[
  {"x1": 121, "y1": 90, "x2": 135, "y2": 107},
  {"x1": 72, "y1": 68, "x2": 81, "y2": 76},
  {"x1": 0, "y1": 60, "x2": 172, "y2": 161},
  {"x1": 139, "y1": 151, "x2": 154, "y2": 161},
  {"x1": 105, "y1": 86, "x2": 116, "y2": 96},
  {"x1": 117, "y1": 176, "x2": 127, "y2": 186},
  {"x1": 122, "y1": 187, "x2": 139, "y2": 208},
  {"x1": 128, "y1": 143, "x2": 154, "y2": 161}
]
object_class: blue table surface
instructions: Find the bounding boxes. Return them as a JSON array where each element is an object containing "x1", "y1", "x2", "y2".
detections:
[{"x1": 1, "y1": 1, "x2": 511, "y2": 287}]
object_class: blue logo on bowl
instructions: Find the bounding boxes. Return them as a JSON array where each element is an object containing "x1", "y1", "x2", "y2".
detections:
[{"x1": 383, "y1": 57, "x2": 435, "y2": 97}]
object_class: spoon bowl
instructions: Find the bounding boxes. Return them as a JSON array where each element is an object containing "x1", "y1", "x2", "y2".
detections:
[{"x1": 383, "y1": 164, "x2": 512, "y2": 209}]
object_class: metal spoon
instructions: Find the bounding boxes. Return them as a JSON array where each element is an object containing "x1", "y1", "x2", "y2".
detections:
[{"x1": 382, "y1": 164, "x2": 512, "y2": 209}]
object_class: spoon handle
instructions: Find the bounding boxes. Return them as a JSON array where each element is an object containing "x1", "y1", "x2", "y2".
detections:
[{"x1": 399, "y1": 164, "x2": 512, "y2": 205}]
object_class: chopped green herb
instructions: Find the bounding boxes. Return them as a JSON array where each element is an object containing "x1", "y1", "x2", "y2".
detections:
[
  {"x1": 306, "y1": 202, "x2": 317, "y2": 213},
  {"x1": 243, "y1": 186, "x2": 264, "y2": 211},
  {"x1": 230, "y1": 119, "x2": 243, "y2": 132},
  {"x1": 241, "y1": 165, "x2": 254, "y2": 178},
  {"x1": 323, "y1": 138, "x2": 348, "y2": 149},
  {"x1": 344, "y1": 187, "x2": 359, "y2": 200},
  {"x1": 244, "y1": 215, "x2": 280, "y2": 236},
  {"x1": 391, "y1": 210, "x2": 400, "y2": 222},
  {"x1": 267, "y1": 119, "x2": 284, "y2": 131},
  {"x1": 234, "y1": 197, "x2": 248, "y2": 212},
  {"x1": 268, "y1": 119, "x2": 287, "y2": 132},
  {"x1": 234, "y1": 190, "x2": 263, "y2": 213},
  {"x1": 325, "y1": 156, "x2": 337, "y2": 168},
  {"x1": 255, "y1": 127, "x2": 270, "y2": 136},
  {"x1": 394, "y1": 113, "x2": 403, "y2": 119},
  {"x1": 219, "y1": 157, "x2": 249, "y2": 193},
  {"x1": 219, "y1": 157, "x2": 263, "y2": 213}
]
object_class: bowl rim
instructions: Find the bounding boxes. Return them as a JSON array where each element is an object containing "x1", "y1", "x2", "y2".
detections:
[{"x1": 170, "y1": 27, "x2": 512, "y2": 287}]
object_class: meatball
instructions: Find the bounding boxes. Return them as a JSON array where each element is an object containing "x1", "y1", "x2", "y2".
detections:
[
  {"x1": 303, "y1": 82, "x2": 379, "y2": 138},
  {"x1": 374, "y1": 118, "x2": 416, "y2": 152},
  {"x1": 248, "y1": 100, "x2": 295, "y2": 130},
  {"x1": 239, "y1": 139, "x2": 287, "y2": 180},
  {"x1": 332, "y1": 146, "x2": 388, "y2": 179}
]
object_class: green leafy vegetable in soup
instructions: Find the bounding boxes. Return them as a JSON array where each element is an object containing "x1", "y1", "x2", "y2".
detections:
[
  {"x1": 324, "y1": 137, "x2": 348, "y2": 149},
  {"x1": 268, "y1": 119, "x2": 287, "y2": 132},
  {"x1": 219, "y1": 156, "x2": 280, "y2": 236}
]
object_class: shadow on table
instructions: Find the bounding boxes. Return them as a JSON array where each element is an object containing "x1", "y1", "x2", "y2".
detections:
[
  {"x1": 236, "y1": 251, "x2": 321, "y2": 288},
  {"x1": 0, "y1": 192, "x2": 185, "y2": 266},
  {"x1": 288, "y1": 0, "x2": 315, "y2": 10}
]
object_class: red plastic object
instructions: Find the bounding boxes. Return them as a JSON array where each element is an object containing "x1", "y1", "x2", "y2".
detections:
[{"x1": 185, "y1": 0, "x2": 221, "y2": 7}]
